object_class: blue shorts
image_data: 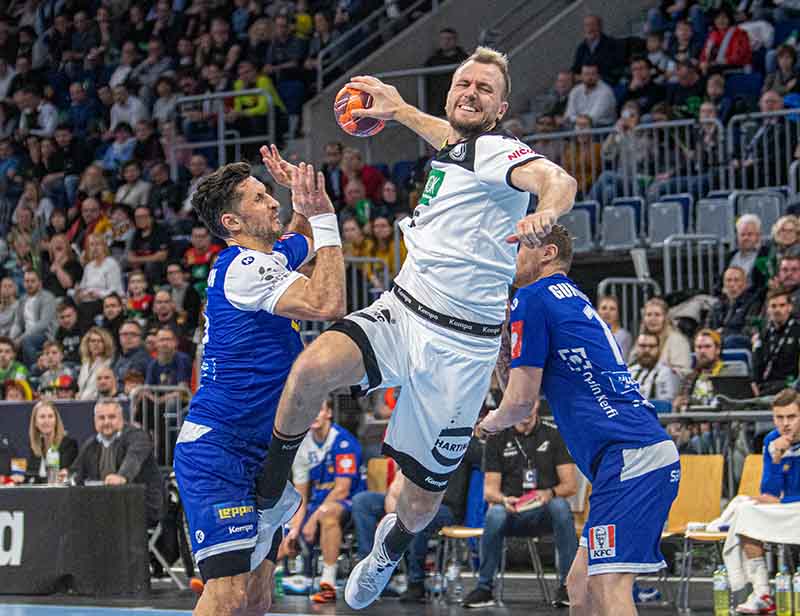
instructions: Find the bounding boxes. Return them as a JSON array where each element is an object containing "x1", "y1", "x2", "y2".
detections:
[
  {"x1": 174, "y1": 421, "x2": 278, "y2": 581},
  {"x1": 580, "y1": 440, "x2": 680, "y2": 576}
]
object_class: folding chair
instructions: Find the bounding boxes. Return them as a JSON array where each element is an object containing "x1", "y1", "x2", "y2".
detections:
[
  {"x1": 497, "y1": 536, "x2": 551, "y2": 606},
  {"x1": 149, "y1": 522, "x2": 187, "y2": 589}
]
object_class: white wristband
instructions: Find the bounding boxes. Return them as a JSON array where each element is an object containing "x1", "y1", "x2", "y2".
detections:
[{"x1": 309, "y1": 213, "x2": 342, "y2": 249}]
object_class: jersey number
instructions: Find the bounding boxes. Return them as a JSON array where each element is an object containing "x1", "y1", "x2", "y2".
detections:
[{"x1": 585, "y1": 306, "x2": 625, "y2": 366}]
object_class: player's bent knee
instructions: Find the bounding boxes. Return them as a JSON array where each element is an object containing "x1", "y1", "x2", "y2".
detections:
[{"x1": 203, "y1": 578, "x2": 249, "y2": 616}]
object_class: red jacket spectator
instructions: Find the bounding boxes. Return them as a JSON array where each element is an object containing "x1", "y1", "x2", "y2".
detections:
[
  {"x1": 700, "y1": 9, "x2": 752, "y2": 72},
  {"x1": 341, "y1": 147, "x2": 385, "y2": 203}
]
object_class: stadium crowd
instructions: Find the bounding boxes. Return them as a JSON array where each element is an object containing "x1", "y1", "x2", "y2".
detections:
[{"x1": 0, "y1": 0, "x2": 799, "y2": 612}]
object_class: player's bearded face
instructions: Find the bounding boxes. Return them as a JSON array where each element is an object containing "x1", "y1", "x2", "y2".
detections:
[
  {"x1": 240, "y1": 197, "x2": 283, "y2": 244},
  {"x1": 445, "y1": 63, "x2": 507, "y2": 138}
]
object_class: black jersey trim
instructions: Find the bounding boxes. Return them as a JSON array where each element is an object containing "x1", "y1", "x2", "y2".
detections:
[{"x1": 505, "y1": 156, "x2": 544, "y2": 192}]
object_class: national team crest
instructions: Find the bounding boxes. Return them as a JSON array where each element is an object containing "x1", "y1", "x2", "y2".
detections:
[
  {"x1": 449, "y1": 142, "x2": 468, "y2": 162},
  {"x1": 588, "y1": 525, "x2": 616, "y2": 559}
]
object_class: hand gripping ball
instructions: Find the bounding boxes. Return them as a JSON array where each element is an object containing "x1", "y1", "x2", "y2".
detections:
[{"x1": 333, "y1": 86, "x2": 385, "y2": 137}]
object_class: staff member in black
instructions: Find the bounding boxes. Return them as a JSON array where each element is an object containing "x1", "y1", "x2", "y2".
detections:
[
  {"x1": 462, "y1": 401, "x2": 578, "y2": 609},
  {"x1": 753, "y1": 287, "x2": 800, "y2": 396}
]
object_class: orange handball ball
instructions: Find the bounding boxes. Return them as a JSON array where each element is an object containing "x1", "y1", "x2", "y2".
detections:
[{"x1": 333, "y1": 86, "x2": 385, "y2": 137}]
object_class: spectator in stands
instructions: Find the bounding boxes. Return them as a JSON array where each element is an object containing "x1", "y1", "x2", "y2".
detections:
[
  {"x1": 620, "y1": 56, "x2": 666, "y2": 115},
  {"x1": 341, "y1": 147, "x2": 386, "y2": 204},
  {"x1": 674, "y1": 329, "x2": 741, "y2": 411},
  {"x1": 597, "y1": 294, "x2": 633, "y2": 358},
  {"x1": 543, "y1": 71, "x2": 573, "y2": 125},
  {"x1": 560, "y1": 114, "x2": 602, "y2": 198},
  {"x1": 10, "y1": 269, "x2": 56, "y2": 367},
  {"x1": 126, "y1": 271, "x2": 153, "y2": 325},
  {"x1": 368, "y1": 214, "x2": 406, "y2": 286},
  {"x1": 718, "y1": 388, "x2": 800, "y2": 614},
  {"x1": 75, "y1": 233, "x2": 124, "y2": 327},
  {"x1": 165, "y1": 262, "x2": 201, "y2": 332},
  {"x1": 132, "y1": 120, "x2": 165, "y2": 172},
  {"x1": 128, "y1": 206, "x2": 169, "y2": 284},
  {"x1": 36, "y1": 341, "x2": 75, "y2": 395},
  {"x1": 4, "y1": 378, "x2": 32, "y2": 401},
  {"x1": 765, "y1": 217, "x2": 800, "y2": 284},
  {"x1": 147, "y1": 162, "x2": 183, "y2": 222},
  {"x1": 146, "y1": 326, "x2": 191, "y2": 388},
  {"x1": 76, "y1": 164, "x2": 111, "y2": 208},
  {"x1": 114, "y1": 320, "x2": 151, "y2": 384},
  {"x1": 463, "y1": 402, "x2": 576, "y2": 608},
  {"x1": 101, "y1": 123, "x2": 136, "y2": 173},
  {"x1": 764, "y1": 44, "x2": 798, "y2": 96},
  {"x1": 95, "y1": 366, "x2": 119, "y2": 398},
  {"x1": 115, "y1": 160, "x2": 151, "y2": 209},
  {"x1": 704, "y1": 73, "x2": 733, "y2": 124},
  {"x1": 563, "y1": 63, "x2": 617, "y2": 127},
  {"x1": 589, "y1": 101, "x2": 650, "y2": 205},
  {"x1": 732, "y1": 90, "x2": 798, "y2": 188},
  {"x1": 66, "y1": 83, "x2": 99, "y2": 139},
  {"x1": 721, "y1": 214, "x2": 767, "y2": 287},
  {"x1": 152, "y1": 77, "x2": 179, "y2": 125},
  {"x1": 0, "y1": 58, "x2": 15, "y2": 102},
  {"x1": 666, "y1": 60, "x2": 705, "y2": 119},
  {"x1": 286, "y1": 399, "x2": 364, "y2": 603},
  {"x1": 77, "y1": 326, "x2": 115, "y2": 401},
  {"x1": 0, "y1": 278, "x2": 18, "y2": 338},
  {"x1": 206, "y1": 17, "x2": 243, "y2": 73},
  {"x1": 100, "y1": 293, "x2": 126, "y2": 346},
  {"x1": 753, "y1": 287, "x2": 800, "y2": 395},
  {"x1": 571, "y1": 14, "x2": 620, "y2": 83},
  {"x1": 321, "y1": 141, "x2": 345, "y2": 208},
  {"x1": 108, "y1": 42, "x2": 139, "y2": 89},
  {"x1": 0, "y1": 336, "x2": 29, "y2": 384},
  {"x1": 423, "y1": 27, "x2": 469, "y2": 116},
  {"x1": 699, "y1": 6, "x2": 752, "y2": 75},
  {"x1": 772, "y1": 255, "x2": 800, "y2": 315},
  {"x1": 42, "y1": 233, "x2": 81, "y2": 299},
  {"x1": 228, "y1": 59, "x2": 284, "y2": 147},
  {"x1": 149, "y1": 289, "x2": 189, "y2": 342},
  {"x1": 341, "y1": 178, "x2": 372, "y2": 224},
  {"x1": 531, "y1": 114, "x2": 562, "y2": 165},
  {"x1": 636, "y1": 297, "x2": 692, "y2": 373},
  {"x1": 16, "y1": 401, "x2": 78, "y2": 484},
  {"x1": 184, "y1": 225, "x2": 221, "y2": 297},
  {"x1": 109, "y1": 83, "x2": 149, "y2": 136},
  {"x1": 708, "y1": 266, "x2": 760, "y2": 343},
  {"x1": 53, "y1": 300, "x2": 82, "y2": 367},
  {"x1": 181, "y1": 153, "x2": 210, "y2": 215},
  {"x1": 16, "y1": 85, "x2": 58, "y2": 139},
  {"x1": 151, "y1": 0, "x2": 186, "y2": 52},
  {"x1": 72, "y1": 398, "x2": 163, "y2": 527},
  {"x1": 646, "y1": 31, "x2": 677, "y2": 83},
  {"x1": 628, "y1": 332, "x2": 680, "y2": 401},
  {"x1": 129, "y1": 38, "x2": 175, "y2": 105}
]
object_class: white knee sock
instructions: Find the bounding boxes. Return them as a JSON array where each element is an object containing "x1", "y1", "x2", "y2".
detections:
[
  {"x1": 744, "y1": 557, "x2": 769, "y2": 598},
  {"x1": 321, "y1": 563, "x2": 338, "y2": 588}
]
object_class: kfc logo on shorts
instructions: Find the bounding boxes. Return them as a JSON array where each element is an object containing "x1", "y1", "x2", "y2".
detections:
[
  {"x1": 336, "y1": 453, "x2": 357, "y2": 474},
  {"x1": 511, "y1": 321, "x2": 523, "y2": 359},
  {"x1": 589, "y1": 525, "x2": 616, "y2": 559}
]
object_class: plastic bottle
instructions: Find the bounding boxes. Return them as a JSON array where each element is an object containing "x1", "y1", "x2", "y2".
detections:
[
  {"x1": 274, "y1": 566, "x2": 284, "y2": 598},
  {"x1": 787, "y1": 30, "x2": 799, "y2": 48},
  {"x1": 792, "y1": 567, "x2": 800, "y2": 616},
  {"x1": 445, "y1": 559, "x2": 463, "y2": 604},
  {"x1": 46, "y1": 446, "x2": 60, "y2": 485},
  {"x1": 713, "y1": 565, "x2": 731, "y2": 616},
  {"x1": 777, "y1": 566, "x2": 792, "y2": 616}
]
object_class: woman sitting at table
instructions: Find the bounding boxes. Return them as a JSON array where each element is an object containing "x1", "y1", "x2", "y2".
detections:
[{"x1": 13, "y1": 400, "x2": 78, "y2": 484}]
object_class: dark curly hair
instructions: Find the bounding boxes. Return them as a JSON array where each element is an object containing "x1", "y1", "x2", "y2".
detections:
[{"x1": 191, "y1": 162, "x2": 251, "y2": 239}]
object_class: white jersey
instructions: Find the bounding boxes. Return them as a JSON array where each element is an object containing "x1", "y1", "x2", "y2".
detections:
[{"x1": 395, "y1": 129, "x2": 542, "y2": 324}]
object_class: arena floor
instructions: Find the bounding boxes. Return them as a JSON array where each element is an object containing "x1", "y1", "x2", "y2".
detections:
[{"x1": 0, "y1": 576, "x2": 716, "y2": 615}]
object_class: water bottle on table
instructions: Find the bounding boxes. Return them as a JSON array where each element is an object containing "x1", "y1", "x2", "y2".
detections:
[{"x1": 46, "y1": 446, "x2": 60, "y2": 485}]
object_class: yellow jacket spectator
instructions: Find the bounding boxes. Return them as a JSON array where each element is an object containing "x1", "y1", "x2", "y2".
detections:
[{"x1": 232, "y1": 62, "x2": 285, "y2": 117}]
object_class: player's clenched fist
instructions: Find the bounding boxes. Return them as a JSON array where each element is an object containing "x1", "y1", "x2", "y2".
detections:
[
  {"x1": 290, "y1": 162, "x2": 334, "y2": 218},
  {"x1": 507, "y1": 210, "x2": 559, "y2": 248}
]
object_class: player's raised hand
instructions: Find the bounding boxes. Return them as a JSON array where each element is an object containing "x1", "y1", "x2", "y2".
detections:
[
  {"x1": 345, "y1": 75, "x2": 407, "y2": 120},
  {"x1": 506, "y1": 210, "x2": 559, "y2": 247},
  {"x1": 260, "y1": 144, "x2": 297, "y2": 188},
  {"x1": 290, "y1": 162, "x2": 334, "y2": 218}
]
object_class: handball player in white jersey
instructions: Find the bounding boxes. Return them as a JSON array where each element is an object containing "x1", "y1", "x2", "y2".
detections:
[{"x1": 255, "y1": 46, "x2": 577, "y2": 609}]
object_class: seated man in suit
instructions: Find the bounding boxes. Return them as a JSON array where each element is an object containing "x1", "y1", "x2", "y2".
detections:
[{"x1": 71, "y1": 398, "x2": 164, "y2": 527}]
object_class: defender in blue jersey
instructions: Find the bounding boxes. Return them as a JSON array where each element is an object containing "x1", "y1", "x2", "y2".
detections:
[
  {"x1": 173, "y1": 153, "x2": 345, "y2": 616},
  {"x1": 478, "y1": 226, "x2": 680, "y2": 616}
]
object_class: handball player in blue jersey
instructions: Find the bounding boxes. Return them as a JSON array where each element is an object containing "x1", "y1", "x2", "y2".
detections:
[
  {"x1": 477, "y1": 225, "x2": 681, "y2": 616},
  {"x1": 173, "y1": 148, "x2": 345, "y2": 616}
]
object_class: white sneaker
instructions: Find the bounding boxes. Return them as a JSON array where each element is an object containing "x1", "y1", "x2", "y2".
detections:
[
  {"x1": 252, "y1": 482, "x2": 301, "y2": 568},
  {"x1": 344, "y1": 513, "x2": 402, "y2": 609},
  {"x1": 735, "y1": 592, "x2": 776, "y2": 614}
]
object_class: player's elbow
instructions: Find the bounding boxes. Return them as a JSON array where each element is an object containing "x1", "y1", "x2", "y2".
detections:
[{"x1": 318, "y1": 297, "x2": 346, "y2": 321}]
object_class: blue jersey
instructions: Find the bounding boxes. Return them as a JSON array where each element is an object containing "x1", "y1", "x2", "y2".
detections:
[
  {"x1": 186, "y1": 234, "x2": 311, "y2": 445},
  {"x1": 293, "y1": 423, "x2": 364, "y2": 511},
  {"x1": 761, "y1": 429, "x2": 800, "y2": 503},
  {"x1": 509, "y1": 273, "x2": 670, "y2": 481}
]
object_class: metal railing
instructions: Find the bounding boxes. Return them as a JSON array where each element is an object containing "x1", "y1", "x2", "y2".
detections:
[
  {"x1": 662, "y1": 234, "x2": 726, "y2": 295},
  {"x1": 170, "y1": 88, "x2": 276, "y2": 179},
  {"x1": 316, "y1": 0, "x2": 440, "y2": 94},
  {"x1": 597, "y1": 277, "x2": 661, "y2": 337},
  {"x1": 129, "y1": 385, "x2": 192, "y2": 467},
  {"x1": 480, "y1": 0, "x2": 580, "y2": 52}
]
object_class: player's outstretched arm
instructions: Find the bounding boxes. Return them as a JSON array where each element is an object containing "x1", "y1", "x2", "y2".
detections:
[
  {"x1": 273, "y1": 163, "x2": 346, "y2": 321},
  {"x1": 346, "y1": 75, "x2": 451, "y2": 149},
  {"x1": 477, "y1": 365, "x2": 543, "y2": 438},
  {"x1": 507, "y1": 158, "x2": 577, "y2": 248}
]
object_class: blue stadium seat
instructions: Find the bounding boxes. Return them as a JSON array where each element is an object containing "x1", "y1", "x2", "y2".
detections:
[
  {"x1": 696, "y1": 199, "x2": 735, "y2": 244},
  {"x1": 560, "y1": 209, "x2": 594, "y2": 253},
  {"x1": 724, "y1": 72, "x2": 764, "y2": 103},
  {"x1": 610, "y1": 196, "x2": 644, "y2": 235},
  {"x1": 659, "y1": 192, "x2": 694, "y2": 232},
  {"x1": 722, "y1": 348, "x2": 753, "y2": 373},
  {"x1": 374, "y1": 163, "x2": 390, "y2": 179},
  {"x1": 647, "y1": 201, "x2": 684, "y2": 247},
  {"x1": 707, "y1": 190, "x2": 732, "y2": 199},
  {"x1": 600, "y1": 205, "x2": 639, "y2": 250},
  {"x1": 774, "y1": 20, "x2": 800, "y2": 49},
  {"x1": 573, "y1": 200, "x2": 599, "y2": 236},
  {"x1": 392, "y1": 160, "x2": 415, "y2": 188}
]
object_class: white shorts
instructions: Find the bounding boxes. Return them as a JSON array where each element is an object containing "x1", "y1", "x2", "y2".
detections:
[{"x1": 328, "y1": 288, "x2": 501, "y2": 491}]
